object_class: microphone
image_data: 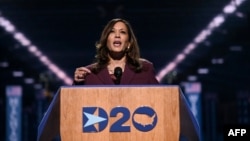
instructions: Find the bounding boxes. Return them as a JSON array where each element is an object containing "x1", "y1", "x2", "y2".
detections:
[{"x1": 114, "y1": 67, "x2": 122, "y2": 84}]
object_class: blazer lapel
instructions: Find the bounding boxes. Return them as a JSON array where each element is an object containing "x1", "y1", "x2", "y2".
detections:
[
  {"x1": 96, "y1": 68, "x2": 114, "y2": 84},
  {"x1": 120, "y1": 64, "x2": 135, "y2": 84}
]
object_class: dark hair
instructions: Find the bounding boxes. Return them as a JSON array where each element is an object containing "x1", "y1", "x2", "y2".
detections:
[{"x1": 92, "y1": 18, "x2": 142, "y2": 73}]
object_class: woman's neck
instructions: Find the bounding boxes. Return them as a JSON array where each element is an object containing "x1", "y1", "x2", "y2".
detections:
[
  {"x1": 110, "y1": 56, "x2": 126, "y2": 64},
  {"x1": 108, "y1": 55, "x2": 126, "y2": 74}
]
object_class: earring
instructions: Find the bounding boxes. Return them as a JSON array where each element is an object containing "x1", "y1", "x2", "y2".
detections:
[{"x1": 126, "y1": 46, "x2": 130, "y2": 53}]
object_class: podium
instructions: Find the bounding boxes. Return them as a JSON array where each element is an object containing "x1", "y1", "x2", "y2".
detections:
[{"x1": 37, "y1": 85, "x2": 200, "y2": 141}]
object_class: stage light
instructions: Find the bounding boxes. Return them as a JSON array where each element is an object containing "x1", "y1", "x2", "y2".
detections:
[
  {"x1": 0, "y1": 61, "x2": 9, "y2": 68},
  {"x1": 183, "y1": 43, "x2": 197, "y2": 54},
  {"x1": 211, "y1": 58, "x2": 224, "y2": 64},
  {"x1": 39, "y1": 55, "x2": 50, "y2": 65},
  {"x1": 197, "y1": 68, "x2": 209, "y2": 74},
  {"x1": 156, "y1": 62, "x2": 177, "y2": 81},
  {"x1": 24, "y1": 78, "x2": 34, "y2": 84},
  {"x1": 194, "y1": 29, "x2": 212, "y2": 44},
  {"x1": 29, "y1": 47, "x2": 43, "y2": 57},
  {"x1": 235, "y1": 12, "x2": 244, "y2": 18},
  {"x1": 0, "y1": 12, "x2": 73, "y2": 85},
  {"x1": 156, "y1": 0, "x2": 246, "y2": 82},
  {"x1": 207, "y1": 15, "x2": 226, "y2": 30},
  {"x1": 13, "y1": 71, "x2": 23, "y2": 77},
  {"x1": 13, "y1": 32, "x2": 31, "y2": 46},
  {"x1": 187, "y1": 75, "x2": 197, "y2": 81},
  {"x1": 34, "y1": 83, "x2": 43, "y2": 89},
  {"x1": 48, "y1": 64, "x2": 60, "y2": 73},
  {"x1": 176, "y1": 53, "x2": 186, "y2": 62},
  {"x1": 28, "y1": 45, "x2": 43, "y2": 57},
  {"x1": 56, "y1": 71, "x2": 67, "y2": 80},
  {"x1": 230, "y1": 46, "x2": 242, "y2": 51},
  {"x1": 223, "y1": 4, "x2": 236, "y2": 14},
  {"x1": 234, "y1": 0, "x2": 246, "y2": 5}
]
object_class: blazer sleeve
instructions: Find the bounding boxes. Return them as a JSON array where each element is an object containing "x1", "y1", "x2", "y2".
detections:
[
  {"x1": 141, "y1": 59, "x2": 160, "y2": 84},
  {"x1": 148, "y1": 63, "x2": 160, "y2": 84}
]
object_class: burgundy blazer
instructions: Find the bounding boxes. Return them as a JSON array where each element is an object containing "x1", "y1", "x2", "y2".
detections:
[{"x1": 74, "y1": 59, "x2": 159, "y2": 85}]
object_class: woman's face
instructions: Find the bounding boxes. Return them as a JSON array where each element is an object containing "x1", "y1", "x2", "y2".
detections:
[{"x1": 107, "y1": 21, "x2": 130, "y2": 54}]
